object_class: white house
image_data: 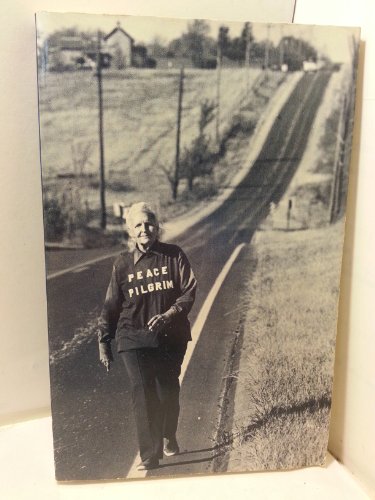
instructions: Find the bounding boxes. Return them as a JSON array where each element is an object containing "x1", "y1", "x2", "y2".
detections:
[{"x1": 103, "y1": 22, "x2": 134, "y2": 69}]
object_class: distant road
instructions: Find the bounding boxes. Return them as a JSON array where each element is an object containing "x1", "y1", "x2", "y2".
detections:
[{"x1": 47, "y1": 71, "x2": 331, "y2": 480}]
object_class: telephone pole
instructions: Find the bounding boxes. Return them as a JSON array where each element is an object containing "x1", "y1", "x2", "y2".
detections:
[
  {"x1": 279, "y1": 25, "x2": 284, "y2": 68},
  {"x1": 264, "y1": 24, "x2": 271, "y2": 70},
  {"x1": 96, "y1": 31, "x2": 106, "y2": 230},
  {"x1": 216, "y1": 32, "x2": 222, "y2": 144},
  {"x1": 245, "y1": 22, "x2": 251, "y2": 93},
  {"x1": 173, "y1": 66, "x2": 184, "y2": 200}
]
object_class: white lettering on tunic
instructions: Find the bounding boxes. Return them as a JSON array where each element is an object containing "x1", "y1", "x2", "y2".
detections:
[
  {"x1": 127, "y1": 266, "x2": 169, "y2": 283},
  {"x1": 127, "y1": 280, "x2": 174, "y2": 298},
  {"x1": 127, "y1": 266, "x2": 174, "y2": 298}
]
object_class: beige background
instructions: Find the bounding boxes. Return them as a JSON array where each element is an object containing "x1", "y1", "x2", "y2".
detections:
[
  {"x1": 0, "y1": 0, "x2": 374, "y2": 496},
  {"x1": 294, "y1": 1, "x2": 375, "y2": 495}
]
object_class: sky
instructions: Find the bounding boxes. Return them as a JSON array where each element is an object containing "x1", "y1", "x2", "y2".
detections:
[{"x1": 36, "y1": 12, "x2": 359, "y2": 63}]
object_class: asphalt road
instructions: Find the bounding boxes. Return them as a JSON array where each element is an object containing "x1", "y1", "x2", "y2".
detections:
[{"x1": 47, "y1": 71, "x2": 331, "y2": 481}]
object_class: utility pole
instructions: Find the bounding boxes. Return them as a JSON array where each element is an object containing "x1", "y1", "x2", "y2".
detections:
[
  {"x1": 297, "y1": 37, "x2": 303, "y2": 68},
  {"x1": 96, "y1": 31, "x2": 106, "y2": 230},
  {"x1": 244, "y1": 22, "x2": 251, "y2": 93},
  {"x1": 279, "y1": 25, "x2": 284, "y2": 68},
  {"x1": 216, "y1": 32, "x2": 222, "y2": 144},
  {"x1": 264, "y1": 24, "x2": 271, "y2": 70},
  {"x1": 173, "y1": 66, "x2": 184, "y2": 200}
]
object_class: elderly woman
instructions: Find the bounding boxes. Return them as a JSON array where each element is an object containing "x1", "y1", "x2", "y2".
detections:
[{"x1": 98, "y1": 202, "x2": 197, "y2": 471}]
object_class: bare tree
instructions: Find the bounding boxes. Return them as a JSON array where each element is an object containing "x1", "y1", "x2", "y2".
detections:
[{"x1": 180, "y1": 99, "x2": 216, "y2": 191}]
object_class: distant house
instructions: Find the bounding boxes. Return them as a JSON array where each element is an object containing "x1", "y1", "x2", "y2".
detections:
[
  {"x1": 58, "y1": 37, "x2": 84, "y2": 66},
  {"x1": 48, "y1": 37, "x2": 87, "y2": 70},
  {"x1": 103, "y1": 22, "x2": 134, "y2": 69},
  {"x1": 45, "y1": 22, "x2": 155, "y2": 71},
  {"x1": 48, "y1": 36, "x2": 111, "y2": 71}
]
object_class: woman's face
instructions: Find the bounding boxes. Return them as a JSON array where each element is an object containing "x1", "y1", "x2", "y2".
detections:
[{"x1": 129, "y1": 212, "x2": 158, "y2": 251}]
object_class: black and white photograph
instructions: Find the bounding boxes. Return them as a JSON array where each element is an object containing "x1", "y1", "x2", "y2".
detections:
[{"x1": 35, "y1": 12, "x2": 360, "y2": 481}]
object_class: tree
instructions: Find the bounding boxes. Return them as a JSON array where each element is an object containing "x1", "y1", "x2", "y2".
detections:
[
  {"x1": 43, "y1": 197, "x2": 67, "y2": 241},
  {"x1": 224, "y1": 22, "x2": 254, "y2": 64},
  {"x1": 113, "y1": 43, "x2": 126, "y2": 69},
  {"x1": 167, "y1": 37, "x2": 188, "y2": 58},
  {"x1": 218, "y1": 26, "x2": 230, "y2": 62},
  {"x1": 277, "y1": 36, "x2": 317, "y2": 70},
  {"x1": 180, "y1": 100, "x2": 216, "y2": 191},
  {"x1": 49, "y1": 49, "x2": 65, "y2": 71},
  {"x1": 147, "y1": 36, "x2": 168, "y2": 57},
  {"x1": 167, "y1": 19, "x2": 215, "y2": 67},
  {"x1": 185, "y1": 19, "x2": 211, "y2": 67}
]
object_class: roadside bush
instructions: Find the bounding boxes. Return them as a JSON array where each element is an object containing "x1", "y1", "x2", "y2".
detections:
[
  {"x1": 180, "y1": 135, "x2": 217, "y2": 191},
  {"x1": 230, "y1": 113, "x2": 257, "y2": 136},
  {"x1": 192, "y1": 177, "x2": 218, "y2": 199},
  {"x1": 146, "y1": 57, "x2": 157, "y2": 68},
  {"x1": 178, "y1": 176, "x2": 218, "y2": 202},
  {"x1": 198, "y1": 58, "x2": 217, "y2": 69},
  {"x1": 219, "y1": 113, "x2": 257, "y2": 155},
  {"x1": 173, "y1": 99, "x2": 216, "y2": 194},
  {"x1": 294, "y1": 182, "x2": 331, "y2": 208},
  {"x1": 291, "y1": 182, "x2": 332, "y2": 228},
  {"x1": 43, "y1": 197, "x2": 67, "y2": 241}
]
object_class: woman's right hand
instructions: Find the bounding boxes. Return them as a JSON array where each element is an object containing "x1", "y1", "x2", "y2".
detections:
[{"x1": 99, "y1": 342, "x2": 113, "y2": 372}]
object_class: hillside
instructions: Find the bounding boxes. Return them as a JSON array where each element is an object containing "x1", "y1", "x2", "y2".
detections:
[
  {"x1": 38, "y1": 68, "x2": 263, "y2": 182},
  {"x1": 38, "y1": 67, "x2": 286, "y2": 239}
]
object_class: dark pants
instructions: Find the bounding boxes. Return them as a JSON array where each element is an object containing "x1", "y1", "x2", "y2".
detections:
[{"x1": 120, "y1": 344, "x2": 186, "y2": 462}]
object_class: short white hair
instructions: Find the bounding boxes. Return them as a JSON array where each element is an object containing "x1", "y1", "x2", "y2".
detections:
[
  {"x1": 126, "y1": 201, "x2": 158, "y2": 225},
  {"x1": 126, "y1": 202, "x2": 159, "y2": 237}
]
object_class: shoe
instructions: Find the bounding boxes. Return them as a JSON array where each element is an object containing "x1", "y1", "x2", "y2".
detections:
[
  {"x1": 163, "y1": 437, "x2": 180, "y2": 457},
  {"x1": 136, "y1": 458, "x2": 159, "y2": 471}
]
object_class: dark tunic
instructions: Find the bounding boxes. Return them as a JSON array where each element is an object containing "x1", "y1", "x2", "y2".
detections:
[{"x1": 98, "y1": 240, "x2": 197, "y2": 352}]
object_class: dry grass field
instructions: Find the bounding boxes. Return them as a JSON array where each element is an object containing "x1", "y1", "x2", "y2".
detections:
[
  {"x1": 37, "y1": 68, "x2": 281, "y2": 213},
  {"x1": 221, "y1": 221, "x2": 345, "y2": 471},
  {"x1": 38, "y1": 69, "x2": 261, "y2": 174}
]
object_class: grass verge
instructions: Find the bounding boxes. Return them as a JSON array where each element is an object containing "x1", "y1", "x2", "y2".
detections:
[{"x1": 216, "y1": 221, "x2": 345, "y2": 472}]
